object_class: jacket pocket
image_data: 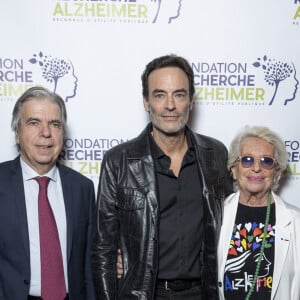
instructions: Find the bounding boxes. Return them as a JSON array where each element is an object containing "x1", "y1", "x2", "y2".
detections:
[
  {"x1": 116, "y1": 187, "x2": 145, "y2": 210},
  {"x1": 116, "y1": 187, "x2": 146, "y2": 238}
]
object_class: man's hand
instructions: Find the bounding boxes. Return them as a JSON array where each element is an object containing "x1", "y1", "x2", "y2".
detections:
[{"x1": 117, "y1": 249, "x2": 123, "y2": 279}]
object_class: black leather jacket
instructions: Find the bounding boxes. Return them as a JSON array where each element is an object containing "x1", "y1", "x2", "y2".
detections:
[{"x1": 91, "y1": 124, "x2": 232, "y2": 299}]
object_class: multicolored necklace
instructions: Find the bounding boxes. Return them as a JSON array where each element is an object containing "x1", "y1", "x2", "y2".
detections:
[{"x1": 245, "y1": 192, "x2": 272, "y2": 300}]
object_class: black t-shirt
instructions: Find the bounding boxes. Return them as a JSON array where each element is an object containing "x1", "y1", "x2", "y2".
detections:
[{"x1": 224, "y1": 202, "x2": 276, "y2": 300}]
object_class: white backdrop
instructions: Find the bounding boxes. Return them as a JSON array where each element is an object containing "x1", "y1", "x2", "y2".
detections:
[{"x1": 1, "y1": 0, "x2": 299, "y2": 206}]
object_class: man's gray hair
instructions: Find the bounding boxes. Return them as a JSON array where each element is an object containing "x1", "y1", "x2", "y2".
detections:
[{"x1": 11, "y1": 86, "x2": 67, "y2": 134}]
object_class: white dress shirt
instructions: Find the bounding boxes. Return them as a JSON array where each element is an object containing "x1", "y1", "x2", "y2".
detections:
[{"x1": 20, "y1": 158, "x2": 68, "y2": 296}]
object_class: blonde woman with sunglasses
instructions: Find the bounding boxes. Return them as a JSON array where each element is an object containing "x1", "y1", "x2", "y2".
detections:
[{"x1": 217, "y1": 126, "x2": 300, "y2": 300}]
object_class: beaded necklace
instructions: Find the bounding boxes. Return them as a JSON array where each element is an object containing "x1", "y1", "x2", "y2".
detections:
[{"x1": 245, "y1": 192, "x2": 272, "y2": 300}]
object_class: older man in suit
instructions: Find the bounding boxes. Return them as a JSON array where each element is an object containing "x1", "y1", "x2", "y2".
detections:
[{"x1": 0, "y1": 87, "x2": 95, "y2": 300}]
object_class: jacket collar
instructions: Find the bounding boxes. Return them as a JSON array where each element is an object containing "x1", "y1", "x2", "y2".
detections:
[{"x1": 129, "y1": 123, "x2": 208, "y2": 157}]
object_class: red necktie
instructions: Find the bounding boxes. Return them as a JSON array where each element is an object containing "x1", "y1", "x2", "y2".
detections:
[{"x1": 35, "y1": 176, "x2": 66, "y2": 300}]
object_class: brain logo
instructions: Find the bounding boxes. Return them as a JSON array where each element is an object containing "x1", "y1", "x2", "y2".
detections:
[
  {"x1": 253, "y1": 55, "x2": 298, "y2": 105},
  {"x1": 29, "y1": 51, "x2": 78, "y2": 102}
]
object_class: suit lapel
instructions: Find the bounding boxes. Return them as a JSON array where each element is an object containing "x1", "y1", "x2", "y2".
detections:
[
  {"x1": 219, "y1": 193, "x2": 239, "y2": 274},
  {"x1": 142, "y1": 156, "x2": 158, "y2": 226},
  {"x1": 191, "y1": 134, "x2": 222, "y2": 200},
  {"x1": 127, "y1": 127, "x2": 158, "y2": 226},
  {"x1": 12, "y1": 157, "x2": 31, "y2": 262},
  {"x1": 58, "y1": 164, "x2": 73, "y2": 262},
  {"x1": 272, "y1": 195, "x2": 291, "y2": 297},
  {"x1": 128, "y1": 155, "x2": 158, "y2": 226}
]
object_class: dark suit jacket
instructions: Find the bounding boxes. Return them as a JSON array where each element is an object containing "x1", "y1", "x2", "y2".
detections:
[{"x1": 0, "y1": 157, "x2": 96, "y2": 300}]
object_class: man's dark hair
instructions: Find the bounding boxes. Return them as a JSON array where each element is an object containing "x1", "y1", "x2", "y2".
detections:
[{"x1": 141, "y1": 54, "x2": 195, "y2": 101}]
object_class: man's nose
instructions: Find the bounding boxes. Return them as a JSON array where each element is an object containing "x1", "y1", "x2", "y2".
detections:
[
  {"x1": 40, "y1": 124, "x2": 51, "y2": 137},
  {"x1": 165, "y1": 95, "x2": 176, "y2": 110}
]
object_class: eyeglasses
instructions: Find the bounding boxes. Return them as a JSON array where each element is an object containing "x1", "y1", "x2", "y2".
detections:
[{"x1": 236, "y1": 156, "x2": 277, "y2": 170}]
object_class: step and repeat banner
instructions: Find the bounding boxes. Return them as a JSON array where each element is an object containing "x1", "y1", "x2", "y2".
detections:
[{"x1": 1, "y1": 1, "x2": 299, "y2": 206}]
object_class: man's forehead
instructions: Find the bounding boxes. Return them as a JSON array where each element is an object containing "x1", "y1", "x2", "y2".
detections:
[
  {"x1": 22, "y1": 98, "x2": 61, "y2": 117},
  {"x1": 149, "y1": 66, "x2": 186, "y2": 77},
  {"x1": 148, "y1": 67, "x2": 189, "y2": 86}
]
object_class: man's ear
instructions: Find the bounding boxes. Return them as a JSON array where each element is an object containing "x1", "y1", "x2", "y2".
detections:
[
  {"x1": 16, "y1": 132, "x2": 20, "y2": 144},
  {"x1": 143, "y1": 97, "x2": 149, "y2": 112},
  {"x1": 189, "y1": 99, "x2": 194, "y2": 111}
]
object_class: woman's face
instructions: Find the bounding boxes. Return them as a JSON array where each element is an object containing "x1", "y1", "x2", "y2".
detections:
[{"x1": 231, "y1": 137, "x2": 278, "y2": 199}]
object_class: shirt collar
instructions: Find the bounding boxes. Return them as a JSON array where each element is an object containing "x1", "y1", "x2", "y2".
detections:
[
  {"x1": 148, "y1": 125, "x2": 194, "y2": 160},
  {"x1": 20, "y1": 157, "x2": 58, "y2": 182}
]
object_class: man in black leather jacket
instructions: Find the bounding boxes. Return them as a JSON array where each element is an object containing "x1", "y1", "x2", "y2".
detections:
[{"x1": 91, "y1": 54, "x2": 232, "y2": 299}]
